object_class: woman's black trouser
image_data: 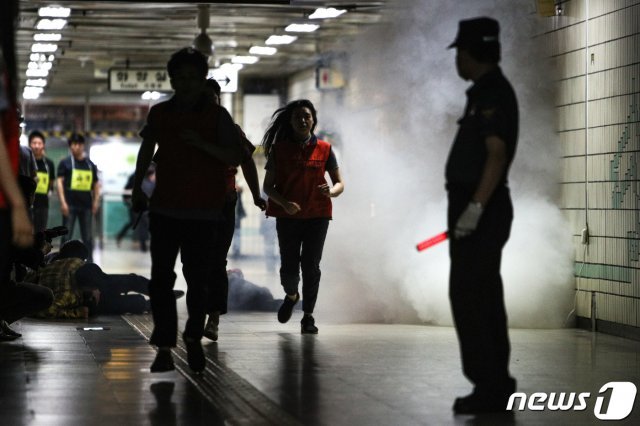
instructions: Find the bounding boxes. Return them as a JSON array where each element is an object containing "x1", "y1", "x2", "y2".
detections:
[
  {"x1": 276, "y1": 218, "x2": 329, "y2": 314},
  {"x1": 207, "y1": 193, "x2": 236, "y2": 315}
]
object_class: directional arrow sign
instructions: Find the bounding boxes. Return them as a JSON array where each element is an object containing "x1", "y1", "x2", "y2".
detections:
[{"x1": 207, "y1": 65, "x2": 238, "y2": 93}]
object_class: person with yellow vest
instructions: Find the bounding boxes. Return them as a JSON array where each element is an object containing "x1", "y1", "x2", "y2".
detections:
[
  {"x1": 28, "y1": 130, "x2": 55, "y2": 233},
  {"x1": 56, "y1": 132, "x2": 100, "y2": 262},
  {"x1": 262, "y1": 99, "x2": 344, "y2": 334}
]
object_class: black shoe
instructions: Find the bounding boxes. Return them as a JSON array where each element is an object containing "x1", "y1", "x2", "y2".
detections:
[
  {"x1": 203, "y1": 313, "x2": 219, "y2": 342},
  {"x1": 183, "y1": 334, "x2": 205, "y2": 373},
  {"x1": 277, "y1": 293, "x2": 300, "y2": 323},
  {"x1": 0, "y1": 320, "x2": 22, "y2": 338},
  {"x1": 173, "y1": 290, "x2": 185, "y2": 299},
  {"x1": 453, "y1": 391, "x2": 511, "y2": 414},
  {"x1": 150, "y1": 349, "x2": 175, "y2": 373},
  {"x1": 301, "y1": 315, "x2": 318, "y2": 334}
]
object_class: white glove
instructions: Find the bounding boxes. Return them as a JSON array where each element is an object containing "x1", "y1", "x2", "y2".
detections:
[{"x1": 454, "y1": 201, "x2": 483, "y2": 239}]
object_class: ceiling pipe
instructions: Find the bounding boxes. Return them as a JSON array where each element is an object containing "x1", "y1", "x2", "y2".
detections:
[{"x1": 193, "y1": 4, "x2": 214, "y2": 58}]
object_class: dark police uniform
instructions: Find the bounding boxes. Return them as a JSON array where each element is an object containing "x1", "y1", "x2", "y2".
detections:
[{"x1": 445, "y1": 66, "x2": 518, "y2": 398}]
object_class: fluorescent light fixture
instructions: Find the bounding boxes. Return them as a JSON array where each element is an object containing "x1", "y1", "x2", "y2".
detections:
[
  {"x1": 34, "y1": 33, "x2": 61, "y2": 42},
  {"x1": 232, "y1": 55, "x2": 259, "y2": 65},
  {"x1": 309, "y1": 7, "x2": 347, "y2": 19},
  {"x1": 26, "y1": 69, "x2": 49, "y2": 77},
  {"x1": 285, "y1": 23, "x2": 319, "y2": 33},
  {"x1": 36, "y1": 19, "x2": 67, "y2": 30},
  {"x1": 31, "y1": 43, "x2": 58, "y2": 53},
  {"x1": 265, "y1": 35, "x2": 297, "y2": 45},
  {"x1": 220, "y1": 62, "x2": 243, "y2": 71},
  {"x1": 26, "y1": 79, "x2": 47, "y2": 87},
  {"x1": 141, "y1": 91, "x2": 162, "y2": 101},
  {"x1": 23, "y1": 86, "x2": 44, "y2": 99},
  {"x1": 38, "y1": 6, "x2": 71, "y2": 18},
  {"x1": 249, "y1": 46, "x2": 277, "y2": 55},
  {"x1": 28, "y1": 61, "x2": 52, "y2": 71}
]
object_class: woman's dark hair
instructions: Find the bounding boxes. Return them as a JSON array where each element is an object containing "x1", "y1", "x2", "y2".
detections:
[
  {"x1": 261, "y1": 99, "x2": 317, "y2": 158},
  {"x1": 205, "y1": 78, "x2": 221, "y2": 98},
  {"x1": 28, "y1": 130, "x2": 46, "y2": 145},
  {"x1": 167, "y1": 47, "x2": 208, "y2": 80}
]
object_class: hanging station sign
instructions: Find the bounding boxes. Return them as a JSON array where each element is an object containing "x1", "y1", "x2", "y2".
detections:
[{"x1": 109, "y1": 66, "x2": 238, "y2": 93}]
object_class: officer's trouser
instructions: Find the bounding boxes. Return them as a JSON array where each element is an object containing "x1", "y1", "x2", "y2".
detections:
[{"x1": 447, "y1": 186, "x2": 515, "y2": 395}]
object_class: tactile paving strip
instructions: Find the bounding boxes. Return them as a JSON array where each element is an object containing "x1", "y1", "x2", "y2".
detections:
[{"x1": 123, "y1": 314, "x2": 301, "y2": 426}]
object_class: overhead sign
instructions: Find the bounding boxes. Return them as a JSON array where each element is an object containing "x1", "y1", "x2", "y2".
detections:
[
  {"x1": 109, "y1": 65, "x2": 239, "y2": 93},
  {"x1": 109, "y1": 69, "x2": 171, "y2": 92}
]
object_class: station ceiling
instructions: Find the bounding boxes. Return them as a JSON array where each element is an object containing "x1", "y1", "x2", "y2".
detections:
[{"x1": 16, "y1": 1, "x2": 387, "y2": 100}]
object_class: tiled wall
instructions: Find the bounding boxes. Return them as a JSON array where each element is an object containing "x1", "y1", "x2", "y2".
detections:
[{"x1": 550, "y1": 0, "x2": 640, "y2": 333}]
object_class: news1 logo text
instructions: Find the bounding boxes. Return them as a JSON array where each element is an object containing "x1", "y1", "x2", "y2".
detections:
[{"x1": 507, "y1": 382, "x2": 637, "y2": 420}]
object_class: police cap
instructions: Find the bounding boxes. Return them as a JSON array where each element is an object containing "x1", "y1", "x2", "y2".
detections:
[{"x1": 448, "y1": 17, "x2": 500, "y2": 49}]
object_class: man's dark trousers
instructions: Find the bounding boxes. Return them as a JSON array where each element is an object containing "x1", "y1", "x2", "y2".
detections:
[{"x1": 448, "y1": 186, "x2": 515, "y2": 396}]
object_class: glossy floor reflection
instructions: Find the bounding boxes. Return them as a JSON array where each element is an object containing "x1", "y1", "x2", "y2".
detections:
[{"x1": 1, "y1": 241, "x2": 639, "y2": 425}]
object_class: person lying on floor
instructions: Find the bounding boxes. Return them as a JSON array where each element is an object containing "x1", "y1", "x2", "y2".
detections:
[{"x1": 26, "y1": 240, "x2": 184, "y2": 319}]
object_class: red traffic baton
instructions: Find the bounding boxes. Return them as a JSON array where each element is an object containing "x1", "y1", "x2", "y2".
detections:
[{"x1": 416, "y1": 231, "x2": 449, "y2": 252}]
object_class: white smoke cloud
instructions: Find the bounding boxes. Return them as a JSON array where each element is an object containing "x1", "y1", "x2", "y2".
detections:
[{"x1": 315, "y1": 0, "x2": 575, "y2": 328}]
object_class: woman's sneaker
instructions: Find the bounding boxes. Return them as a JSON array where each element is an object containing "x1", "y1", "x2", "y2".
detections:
[{"x1": 301, "y1": 315, "x2": 318, "y2": 334}]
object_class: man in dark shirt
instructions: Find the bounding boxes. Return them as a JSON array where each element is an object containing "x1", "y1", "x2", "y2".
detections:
[
  {"x1": 56, "y1": 132, "x2": 100, "y2": 262},
  {"x1": 28, "y1": 130, "x2": 55, "y2": 233},
  {"x1": 444, "y1": 17, "x2": 519, "y2": 414},
  {"x1": 132, "y1": 47, "x2": 244, "y2": 374}
]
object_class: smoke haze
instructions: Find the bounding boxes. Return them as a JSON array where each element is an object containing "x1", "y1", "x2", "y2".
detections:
[{"x1": 314, "y1": 0, "x2": 575, "y2": 328}]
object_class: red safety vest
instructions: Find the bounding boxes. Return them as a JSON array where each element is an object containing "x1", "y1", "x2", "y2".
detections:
[
  {"x1": 266, "y1": 138, "x2": 332, "y2": 219},
  {"x1": 0, "y1": 101, "x2": 19, "y2": 209}
]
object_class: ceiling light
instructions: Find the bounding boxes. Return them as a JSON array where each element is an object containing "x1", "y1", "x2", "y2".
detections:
[
  {"x1": 31, "y1": 43, "x2": 58, "y2": 53},
  {"x1": 220, "y1": 62, "x2": 243, "y2": 71},
  {"x1": 232, "y1": 56, "x2": 259, "y2": 65},
  {"x1": 28, "y1": 61, "x2": 52, "y2": 71},
  {"x1": 36, "y1": 19, "x2": 67, "y2": 30},
  {"x1": 23, "y1": 86, "x2": 43, "y2": 99},
  {"x1": 249, "y1": 46, "x2": 277, "y2": 56},
  {"x1": 38, "y1": 6, "x2": 71, "y2": 18},
  {"x1": 285, "y1": 23, "x2": 319, "y2": 33},
  {"x1": 265, "y1": 35, "x2": 297, "y2": 45},
  {"x1": 34, "y1": 33, "x2": 61, "y2": 42},
  {"x1": 26, "y1": 69, "x2": 49, "y2": 77},
  {"x1": 26, "y1": 79, "x2": 47, "y2": 87},
  {"x1": 309, "y1": 7, "x2": 347, "y2": 19}
]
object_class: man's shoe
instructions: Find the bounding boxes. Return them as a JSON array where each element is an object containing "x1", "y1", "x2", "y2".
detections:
[
  {"x1": 183, "y1": 334, "x2": 206, "y2": 373},
  {"x1": 150, "y1": 349, "x2": 175, "y2": 373},
  {"x1": 453, "y1": 391, "x2": 511, "y2": 414},
  {"x1": 301, "y1": 315, "x2": 319, "y2": 334},
  {"x1": 173, "y1": 290, "x2": 185, "y2": 299},
  {"x1": 277, "y1": 293, "x2": 299, "y2": 323},
  {"x1": 0, "y1": 320, "x2": 22, "y2": 338},
  {"x1": 203, "y1": 313, "x2": 219, "y2": 342}
]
